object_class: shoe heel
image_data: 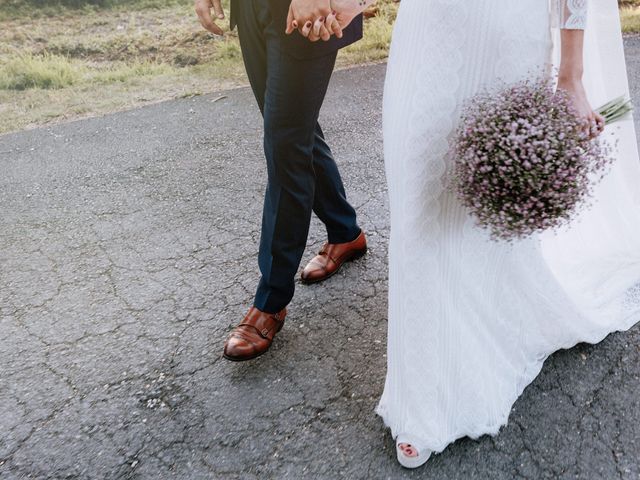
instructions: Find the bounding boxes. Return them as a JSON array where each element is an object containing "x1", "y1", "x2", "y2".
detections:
[{"x1": 348, "y1": 247, "x2": 368, "y2": 262}]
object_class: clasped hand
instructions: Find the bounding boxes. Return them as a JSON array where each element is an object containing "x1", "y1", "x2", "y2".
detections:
[{"x1": 285, "y1": 0, "x2": 362, "y2": 42}]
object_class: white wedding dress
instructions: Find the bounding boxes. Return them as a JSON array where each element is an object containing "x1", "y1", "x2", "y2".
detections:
[{"x1": 377, "y1": 0, "x2": 640, "y2": 461}]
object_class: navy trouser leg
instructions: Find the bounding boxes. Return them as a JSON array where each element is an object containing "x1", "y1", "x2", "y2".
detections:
[
  {"x1": 311, "y1": 124, "x2": 360, "y2": 244},
  {"x1": 254, "y1": 47, "x2": 342, "y2": 313},
  {"x1": 236, "y1": 2, "x2": 359, "y2": 313}
]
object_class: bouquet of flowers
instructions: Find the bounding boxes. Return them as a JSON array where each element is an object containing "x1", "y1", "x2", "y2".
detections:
[{"x1": 452, "y1": 78, "x2": 633, "y2": 241}]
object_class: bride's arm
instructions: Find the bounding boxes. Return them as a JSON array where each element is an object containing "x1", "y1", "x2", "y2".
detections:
[{"x1": 556, "y1": 0, "x2": 605, "y2": 136}]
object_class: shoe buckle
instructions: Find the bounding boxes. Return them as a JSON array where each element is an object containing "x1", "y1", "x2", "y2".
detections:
[{"x1": 261, "y1": 328, "x2": 270, "y2": 337}]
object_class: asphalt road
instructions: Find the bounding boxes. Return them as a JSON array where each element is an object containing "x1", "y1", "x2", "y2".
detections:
[{"x1": 2, "y1": 37, "x2": 640, "y2": 480}]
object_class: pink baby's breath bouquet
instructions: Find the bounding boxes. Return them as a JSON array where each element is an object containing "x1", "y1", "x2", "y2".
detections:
[{"x1": 452, "y1": 77, "x2": 632, "y2": 241}]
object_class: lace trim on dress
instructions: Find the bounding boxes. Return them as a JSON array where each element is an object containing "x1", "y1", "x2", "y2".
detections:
[
  {"x1": 394, "y1": 0, "x2": 471, "y2": 440},
  {"x1": 553, "y1": 0, "x2": 588, "y2": 30}
]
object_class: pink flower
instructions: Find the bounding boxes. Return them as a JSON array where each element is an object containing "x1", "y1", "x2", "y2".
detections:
[{"x1": 451, "y1": 77, "x2": 614, "y2": 241}]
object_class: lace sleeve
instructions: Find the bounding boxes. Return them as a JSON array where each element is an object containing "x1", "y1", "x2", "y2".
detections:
[{"x1": 557, "y1": 0, "x2": 588, "y2": 30}]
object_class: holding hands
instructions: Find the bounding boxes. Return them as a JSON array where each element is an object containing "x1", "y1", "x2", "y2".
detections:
[{"x1": 286, "y1": 0, "x2": 375, "y2": 41}]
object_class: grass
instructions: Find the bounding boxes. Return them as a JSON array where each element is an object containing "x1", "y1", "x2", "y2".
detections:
[
  {"x1": 621, "y1": 6, "x2": 640, "y2": 34},
  {"x1": 339, "y1": 2, "x2": 397, "y2": 65},
  {"x1": 0, "y1": 0, "x2": 636, "y2": 134},
  {"x1": 0, "y1": 53, "x2": 82, "y2": 90},
  {"x1": 0, "y1": 0, "x2": 187, "y2": 21},
  {"x1": 620, "y1": 0, "x2": 640, "y2": 32},
  {"x1": 0, "y1": 0, "x2": 251, "y2": 133}
]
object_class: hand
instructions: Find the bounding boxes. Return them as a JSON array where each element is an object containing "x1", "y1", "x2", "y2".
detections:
[
  {"x1": 288, "y1": 12, "x2": 341, "y2": 42},
  {"x1": 286, "y1": 0, "x2": 332, "y2": 39},
  {"x1": 195, "y1": 0, "x2": 225, "y2": 36},
  {"x1": 315, "y1": 7, "x2": 357, "y2": 40},
  {"x1": 303, "y1": 15, "x2": 334, "y2": 42},
  {"x1": 557, "y1": 77, "x2": 605, "y2": 139},
  {"x1": 287, "y1": 0, "x2": 373, "y2": 42},
  {"x1": 330, "y1": 0, "x2": 369, "y2": 30}
]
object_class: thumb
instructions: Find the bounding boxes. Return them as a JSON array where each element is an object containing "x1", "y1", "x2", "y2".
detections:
[{"x1": 212, "y1": 0, "x2": 224, "y2": 19}]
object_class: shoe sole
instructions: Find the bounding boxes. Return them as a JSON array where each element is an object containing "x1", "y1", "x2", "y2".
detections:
[
  {"x1": 300, "y1": 247, "x2": 368, "y2": 285},
  {"x1": 222, "y1": 317, "x2": 286, "y2": 362},
  {"x1": 397, "y1": 449, "x2": 431, "y2": 469},
  {"x1": 223, "y1": 350, "x2": 267, "y2": 362}
]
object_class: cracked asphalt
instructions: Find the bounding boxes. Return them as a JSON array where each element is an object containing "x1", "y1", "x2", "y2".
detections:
[{"x1": 2, "y1": 37, "x2": 640, "y2": 480}]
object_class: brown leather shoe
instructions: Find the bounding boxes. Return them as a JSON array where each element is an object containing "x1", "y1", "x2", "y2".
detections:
[
  {"x1": 223, "y1": 307, "x2": 287, "y2": 362},
  {"x1": 301, "y1": 231, "x2": 367, "y2": 284}
]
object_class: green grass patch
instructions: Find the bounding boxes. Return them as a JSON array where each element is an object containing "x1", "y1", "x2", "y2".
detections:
[
  {"x1": 0, "y1": 52, "x2": 82, "y2": 90},
  {"x1": 88, "y1": 59, "x2": 175, "y2": 83},
  {"x1": 621, "y1": 6, "x2": 640, "y2": 33},
  {"x1": 0, "y1": 0, "x2": 186, "y2": 20},
  {"x1": 340, "y1": 4, "x2": 397, "y2": 65},
  {"x1": 0, "y1": 52, "x2": 180, "y2": 90}
]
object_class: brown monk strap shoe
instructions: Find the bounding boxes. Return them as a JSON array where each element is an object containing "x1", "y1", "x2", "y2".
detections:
[
  {"x1": 301, "y1": 231, "x2": 367, "y2": 285},
  {"x1": 223, "y1": 307, "x2": 287, "y2": 362}
]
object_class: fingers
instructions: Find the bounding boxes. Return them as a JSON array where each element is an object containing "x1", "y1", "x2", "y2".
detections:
[
  {"x1": 285, "y1": 6, "x2": 298, "y2": 34},
  {"x1": 320, "y1": 24, "x2": 331, "y2": 41},
  {"x1": 583, "y1": 114, "x2": 594, "y2": 139},
  {"x1": 211, "y1": 0, "x2": 224, "y2": 20},
  {"x1": 585, "y1": 111, "x2": 605, "y2": 139},
  {"x1": 195, "y1": 0, "x2": 223, "y2": 35},
  {"x1": 595, "y1": 112, "x2": 606, "y2": 134},
  {"x1": 301, "y1": 15, "x2": 332, "y2": 42},
  {"x1": 289, "y1": 0, "x2": 332, "y2": 35},
  {"x1": 312, "y1": 16, "x2": 323, "y2": 36},
  {"x1": 301, "y1": 20, "x2": 313, "y2": 38},
  {"x1": 312, "y1": 16, "x2": 330, "y2": 41},
  {"x1": 298, "y1": 13, "x2": 334, "y2": 42},
  {"x1": 326, "y1": 12, "x2": 343, "y2": 38}
]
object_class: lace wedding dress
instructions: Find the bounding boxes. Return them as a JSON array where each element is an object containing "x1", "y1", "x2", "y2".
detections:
[{"x1": 377, "y1": 0, "x2": 640, "y2": 460}]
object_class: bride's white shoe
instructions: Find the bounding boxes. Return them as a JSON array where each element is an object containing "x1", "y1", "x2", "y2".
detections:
[{"x1": 395, "y1": 435, "x2": 432, "y2": 469}]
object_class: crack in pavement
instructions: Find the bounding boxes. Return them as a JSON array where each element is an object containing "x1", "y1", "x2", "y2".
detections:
[{"x1": 2, "y1": 43, "x2": 640, "y2": 479}]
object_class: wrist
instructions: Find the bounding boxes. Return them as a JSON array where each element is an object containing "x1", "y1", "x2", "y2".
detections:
[
  {"x1": 556, "y1": 76, "x2": 585, "y2": 101},
  {"x1": 330, "y1": 0, "x2": 374, "y2": 14},
  {"x1": 558, "y1": 59, "x2": 584, "y2": 83},
  {"x1": 557, "y1": 70, "x2": 583, "y2": 86}
]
